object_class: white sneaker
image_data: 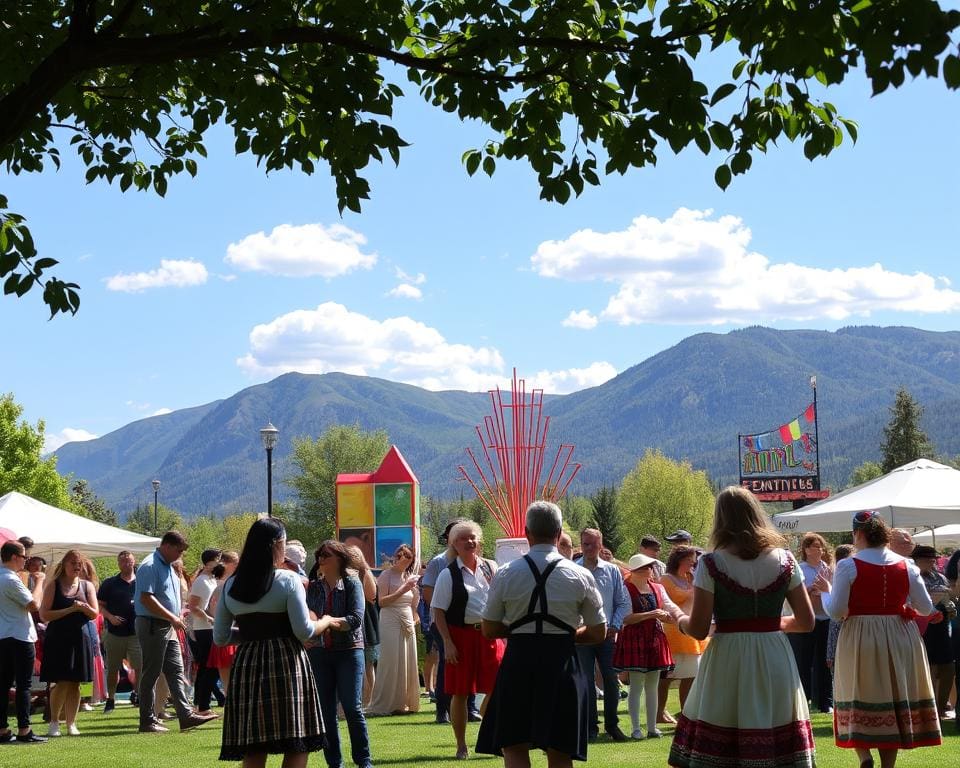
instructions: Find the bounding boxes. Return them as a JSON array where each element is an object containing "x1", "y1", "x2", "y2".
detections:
[
  {"x1": 631, "y1": 729, "x2": 644, "y2": 740},
  {"x1": 67, "y1": 724, "x2": 81, "y2": 736},
  {"x1": 47, "y1": 723, "x2": 61, "y2": 737}
]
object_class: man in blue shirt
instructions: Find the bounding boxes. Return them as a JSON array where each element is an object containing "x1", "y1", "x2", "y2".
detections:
[
  {"x1": 134, "y1": 531, "x2": 216, "y2": 733},
  {"x1": 575, "y1": 528, "x2": 631, "y2": 742}
]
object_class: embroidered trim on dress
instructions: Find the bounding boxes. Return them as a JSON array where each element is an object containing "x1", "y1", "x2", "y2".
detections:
[{"x1": 702, "y1": 551, "x2": 794, "y2": 596}]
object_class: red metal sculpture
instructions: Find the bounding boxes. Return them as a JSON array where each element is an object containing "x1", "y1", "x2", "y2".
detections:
[{"x1": 458, "y1": 369, "x2": 581, "y2": 537}]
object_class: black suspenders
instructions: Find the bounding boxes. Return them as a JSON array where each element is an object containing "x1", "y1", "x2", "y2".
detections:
[{"x1": 507, "y1": 555, "x2": 577, "y2": 635}]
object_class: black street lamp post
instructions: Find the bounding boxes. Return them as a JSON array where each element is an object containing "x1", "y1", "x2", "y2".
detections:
[
  {"x1": 152, "y1": 478, "x2": 160, "y2": 536},
  {"x1": 260, "y1": 422, "x2": 279, "y2": 517}
]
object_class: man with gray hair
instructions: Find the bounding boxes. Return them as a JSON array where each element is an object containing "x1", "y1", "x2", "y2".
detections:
[{"x1": 477, "y1": 501, "x2": 606, "y2": 767}]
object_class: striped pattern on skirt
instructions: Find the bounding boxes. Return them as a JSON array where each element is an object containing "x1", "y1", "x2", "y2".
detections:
[
  {"x1": 833, "y1": 614, "x2": 941, "y2": 750},
  {"x1": 220, "y1": 637, "x2": 325, "y2": 761}
]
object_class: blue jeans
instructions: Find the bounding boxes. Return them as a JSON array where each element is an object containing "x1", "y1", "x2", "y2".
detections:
[
  {"x1": 576, "y1": 636, "x2": 620, "y2": 733},
  {"x1": 308, "y1": 647, "x2": 371, "y2": 768}
]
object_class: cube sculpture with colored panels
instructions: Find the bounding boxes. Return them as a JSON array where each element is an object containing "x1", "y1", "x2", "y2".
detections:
[{"x1": 335, "y1": 445, "x2": 420, "y2": 570}]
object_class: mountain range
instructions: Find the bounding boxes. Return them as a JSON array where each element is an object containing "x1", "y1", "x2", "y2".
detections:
[{"x1": 54, "y1": 325, "x2": 960, "y2": 518}]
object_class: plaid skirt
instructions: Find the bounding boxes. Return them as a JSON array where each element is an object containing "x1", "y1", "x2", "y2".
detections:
[{"x1": 220, "y1": 637, "x2": 325, "y2": 760}]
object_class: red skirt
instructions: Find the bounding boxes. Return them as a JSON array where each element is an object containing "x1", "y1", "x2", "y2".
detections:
[
  {"x1": 613, "y1": 621, "x2": 674, "y2": 672},
  {"x1": 208, "y1": 642, "x2": 237, "y2": 668},
  {"x1": 443, "y1": 624, "x2": 504, "y2": 695}
]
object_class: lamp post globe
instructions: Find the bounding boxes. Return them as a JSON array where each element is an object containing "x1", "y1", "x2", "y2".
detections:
[
  {"x1": 151, "y1": 479, "x2": 161, "y2": 536},
  {"x1": 260, "y1": 423, "x2": 279, "y2": 517}
]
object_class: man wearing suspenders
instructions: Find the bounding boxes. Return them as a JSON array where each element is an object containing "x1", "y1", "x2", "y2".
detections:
[{"x1": 477, "y1": 501, "x2": 607, "y2": 768}]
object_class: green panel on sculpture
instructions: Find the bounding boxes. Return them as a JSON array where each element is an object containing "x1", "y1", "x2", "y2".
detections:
[{"x1": 375, "y1": 484, "x2": 412, "y2": 526}]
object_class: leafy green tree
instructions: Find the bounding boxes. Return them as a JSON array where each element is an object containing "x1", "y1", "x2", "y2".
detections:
[
  {"x1": 124, "y1": 500, "x2": 182, "y2": 537},
  {"x1": 880, "y1": 387, "x2": 934, "y2": 473},
  {"x1": 70, "y1": 478, "x2": 118, "y2": 526},
  {"x1": 3, "y1": 2, "x2": 959, "y2": 315},
  {"x1": 0, "y1": 392, "x2": 72, "y2": 508},
  {"x1": 848, "y1": 461, "x2": 884, "y2": 488},
  {"x1": 285, "y1": 424, "x2": 389, "y2": 543},
  {"x1": 588, "y1": 486, "x2": 624, "y2": 557},
  {"x1": 559, "y1": 495, "x2": 594, "y2": 537},
  {"x1": 617, "y1": 449, "x2": 714, "y2": 550}
]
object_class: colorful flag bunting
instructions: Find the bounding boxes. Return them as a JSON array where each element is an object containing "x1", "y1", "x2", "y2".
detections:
[{"x1": 804, "y1": 403, "x2": 815, "y2": 423}]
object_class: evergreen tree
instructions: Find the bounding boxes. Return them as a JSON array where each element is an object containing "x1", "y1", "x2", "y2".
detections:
[
  {"x1": 70, "y1": 479, "x2": 118, "y2": 526},
  {"x1": 589, "y1": 486, "x2": 624, "y2": 557},
  {"x1": 880, "y1": 388, "x2": 934, "y2": 473}
]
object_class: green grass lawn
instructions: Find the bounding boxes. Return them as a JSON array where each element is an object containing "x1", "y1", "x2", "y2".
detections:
[{"x1": 5, "y1": 695, "x2": 959, "y2": 768}]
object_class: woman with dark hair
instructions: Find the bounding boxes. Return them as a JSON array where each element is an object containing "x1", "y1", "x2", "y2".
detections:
[
  {"x1": 214, "y1": 518, "x2": 336, "y2": 767},
  {"x1": 789, "y1": 532, "x2": 834, "y2": 714},
  {"x1": 368, "y1": 544, "x2": 420, "y2": 716},
  {"x1": 669, "y1": 487, "x2": 816, "y2": 768},
  {"x1": 343, "y1": 545, "x2": 380, "y2": 708},
  {"x1": 39, "y1": 549, "x2": 99, "y2": 737},
  {"x1": 658, "y1": 546, "x2": 707, "y2": 721},
  {"x1": 826, "y1": 511, "x2": 941, "y2": 767},
  {"x1": 188, "y1": 548, "x2": 222, "y2": 717},
  {"x1": 306, "y1": 541, "x2": 372, "y2": 768},
  {"x1": 207, "y1": 550, "x2": 239, "y2": 693}
]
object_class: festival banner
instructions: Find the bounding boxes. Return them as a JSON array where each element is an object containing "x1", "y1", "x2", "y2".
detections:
[{"x1": 738, "y1": 393, "x2": 825, "y2": 501}]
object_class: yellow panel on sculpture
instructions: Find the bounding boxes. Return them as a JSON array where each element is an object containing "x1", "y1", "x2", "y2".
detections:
[{"x1": 337, "y1": 483, "x2": 374, "y2": 527}]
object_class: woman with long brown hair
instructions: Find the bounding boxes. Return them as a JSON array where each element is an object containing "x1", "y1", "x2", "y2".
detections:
[
  {"x1": 39, "y1": 549, "x2": 99, "y2": 737},
  {"x1": 669, "y1": 487, "x2": 816, "y2": 768},
  {"x1": 367, "y1": 544, "x2": 420, "y2": 716}
]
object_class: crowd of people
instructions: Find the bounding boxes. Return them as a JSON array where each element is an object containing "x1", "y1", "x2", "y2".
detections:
[{"x1": 2, "y1": 492, "x2": 959, "y2": 768}]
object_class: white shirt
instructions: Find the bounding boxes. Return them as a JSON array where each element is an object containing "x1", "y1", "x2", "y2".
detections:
[
  {"x1": 189, "y1": 572, "x2": 218, "y2": 631},
  {"x1": 824, "y1": 547, "x2": 933, "y2": 620},
  {"x1": 1, "y1": 566, "x2": 37, "y2": 643},
  {"x1": 483, "y1": 544, "x2": 605, "y2": 635},
  {"x1": 431, "y1": 557, "x2": 494, "y2": 625}
]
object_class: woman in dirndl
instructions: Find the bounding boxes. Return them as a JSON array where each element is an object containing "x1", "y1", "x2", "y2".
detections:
[
  {"x1": 825, "y1": 510, "x2": 941, "y2": 768},
  {"x1": 214, "y1": 518, "x2": 338, "y2": 767},
  {"x1": 613, "y1": 552, "x2": 685, "y2": 740},
  {"x1": 669, "y1": 487, "x2": 817, "y2": 768}
]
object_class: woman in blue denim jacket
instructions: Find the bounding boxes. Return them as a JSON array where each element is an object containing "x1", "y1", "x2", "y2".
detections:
[{"x1": 306, "y1": 541, "x2": 372, "y2": 768}]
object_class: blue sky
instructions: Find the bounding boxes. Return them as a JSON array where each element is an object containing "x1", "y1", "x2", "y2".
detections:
[{"x1": 3, "y1": 68, "x2": 959, "y2": 454}]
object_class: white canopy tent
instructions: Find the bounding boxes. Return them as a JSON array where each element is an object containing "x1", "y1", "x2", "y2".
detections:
[
  {"x1": 770, "y1": 459, "x2": 960, "y2": 533},
  {"x1": 913, "y1": 524, "x2": 960, "y2": 550},
  {"x1": 0, "y1": 491, "x2": 160, "y2": 561}
]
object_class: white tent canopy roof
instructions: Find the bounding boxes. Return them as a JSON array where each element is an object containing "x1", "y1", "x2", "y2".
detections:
[
  {"x1": 0, "y1": 491, "x2": 160, "y2": 561},
  {"x1": 770, "y1": 459, "x2": 960, "y2": 533},
  {"x1": 913, "y1": 524, "x2": 960, "y2": 550}
]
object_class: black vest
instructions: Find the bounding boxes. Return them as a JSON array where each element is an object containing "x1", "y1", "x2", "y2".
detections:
[{"x1": 444, "y1": 558, "x2": 493, "y2": 627}]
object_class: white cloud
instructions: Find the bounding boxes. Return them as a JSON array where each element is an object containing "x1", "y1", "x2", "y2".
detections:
[
  {"x1": 105, "y1": 259, "x2": 208, "y2": 292},
  {"x1": 531, "y1": 208, "x2": 960, "y2": 325},
  {"x1": 150, "y1": 408, "x2": 173, "y2": 417},
  {"x1": 225, "y1": 223, "x2": 377, "y2": 277},
  {"x1": 237, "y1": 301, "x2": 616, "y2": 394},
  {"x1": 238, "y1": 302, "x2": 503, "y2": 390},
  {"x1": 532, "y1": 362, "x2": 618, "y2": 394},
  {"x1": 387, "y1": 284, "x2": 423, "y2": 300},
  {"x1": 562, "y1": 310, "x2": 598, "y2": 329},
  {"x1": 395, "y1": 268, "x2": 426, "y2": 285},
  {"x1": 44, "y1": 427, "x2": 98, "y2": 454}
]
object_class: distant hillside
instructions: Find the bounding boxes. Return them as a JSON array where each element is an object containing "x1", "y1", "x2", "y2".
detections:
[{"x1": 54, "y1": 326, "x2": 960, "y2": 518}]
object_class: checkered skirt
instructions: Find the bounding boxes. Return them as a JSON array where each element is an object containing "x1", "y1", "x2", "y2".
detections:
[{"x1": 219, "y1": 637, "x2": 325, "y2": 760}]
